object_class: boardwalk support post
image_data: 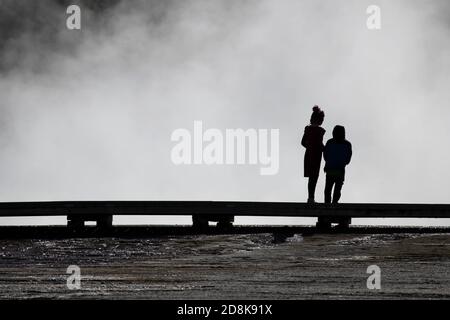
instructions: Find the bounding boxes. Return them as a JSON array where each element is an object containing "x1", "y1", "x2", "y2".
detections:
[
  {"x1": 217, "y1": 216, "x2": 234, "y2": 231},
  {"x1": 316, "y1": 216, "x2": 332, "y2": 230},
  {"x1": 67, "y1": 215, "x2": 84, "y2": 229},
  {"x1": 97, "y1": 215, "x2": 113, "y2": 229},
  {"x1": 192, "y1": 214, "x2": 209, "y2": 229},
  {"x1": 337, "y1": 217, "x2": 351, "y2": 229}
]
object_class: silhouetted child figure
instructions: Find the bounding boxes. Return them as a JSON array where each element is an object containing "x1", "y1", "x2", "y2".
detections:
[
  {"x1": 323, "y1": 125, "x2": 352, "y2": 203},
  {"x1": 301, "y1": 106, "x2": 325, "y2": 203}
]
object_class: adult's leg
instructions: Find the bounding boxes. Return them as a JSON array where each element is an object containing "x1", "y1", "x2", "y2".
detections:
[
  {"x1": 308, "y1": 175, "x2": 319, "y2": 201},
  {"x1": 332, "y1": 176, "x2": 344, "y2": 203}
]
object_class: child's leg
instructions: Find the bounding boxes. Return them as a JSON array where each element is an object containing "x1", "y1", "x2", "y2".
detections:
[
  {"x1": 332, "y1": 177, "x2": 344, "y2": 203},
  {"x1": 324, "y1": 174, "x2": 333, "y2": 203}
]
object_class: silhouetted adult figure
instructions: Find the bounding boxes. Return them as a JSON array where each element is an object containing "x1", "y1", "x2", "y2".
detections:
[
  {"x1": 301, "y1": 106, "x2": 325, "y2": 203},
  {"x1": 323, "y1": 125, "x2": 352, "y2": 203}
]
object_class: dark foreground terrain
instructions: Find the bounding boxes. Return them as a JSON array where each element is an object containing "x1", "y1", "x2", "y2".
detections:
[{"x1": 0, "y1": 226, "x2": 448, "y2": 299}]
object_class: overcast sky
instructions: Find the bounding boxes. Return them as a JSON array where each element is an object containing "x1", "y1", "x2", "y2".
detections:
[{"x1": 0, "y1": 0, "x2": 449, "y2": 226}]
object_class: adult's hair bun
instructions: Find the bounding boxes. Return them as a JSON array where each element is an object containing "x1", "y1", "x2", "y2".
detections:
[{"x1": 313, "y1": 105, "x2": 321, "y2": 112}]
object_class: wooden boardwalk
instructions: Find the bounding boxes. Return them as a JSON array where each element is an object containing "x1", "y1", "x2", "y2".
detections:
[
  {"x1": 0, "y1": 201, "x2": 449, "y2": 217},
  {"x1": 0, "y1": 201, "x2": 449, "y2": 228}
]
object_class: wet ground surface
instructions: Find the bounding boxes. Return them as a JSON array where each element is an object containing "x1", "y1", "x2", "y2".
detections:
[{"x1": 0, "y1": 227, "x2": 449, "y2": 299}]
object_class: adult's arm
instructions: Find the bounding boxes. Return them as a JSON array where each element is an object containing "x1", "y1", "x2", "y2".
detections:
[{"x1": 301, "y1": 127, "x2": 308, "y2": 148}]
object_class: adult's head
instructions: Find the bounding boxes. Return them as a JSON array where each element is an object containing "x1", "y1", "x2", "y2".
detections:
[
  {"x1": 332, "y1": 125, "x2": 346, "y2": 141},
  {"x1": 310, "y1": 105, "x2": 324, "y2": 126}
]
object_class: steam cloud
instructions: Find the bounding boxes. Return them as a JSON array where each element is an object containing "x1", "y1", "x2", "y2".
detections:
[{"x1": 0, "y1": 0, "x2": 449, "y2": 225}]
